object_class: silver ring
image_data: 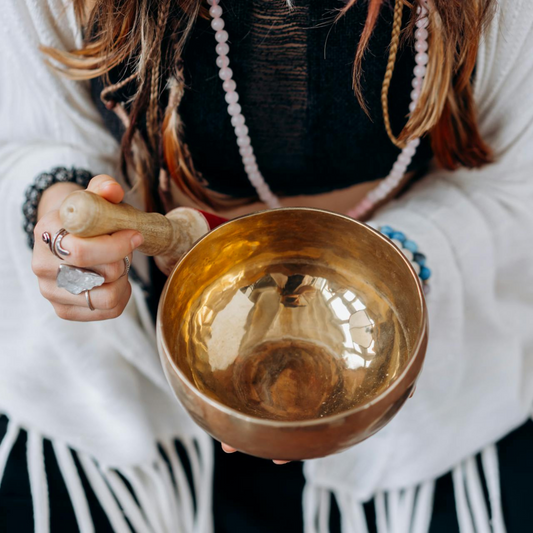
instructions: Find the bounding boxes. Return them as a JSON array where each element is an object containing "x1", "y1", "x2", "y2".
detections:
[
  {"x1": 120, "y1": 256, "x2": 131, "y2": 278},
  {"x1": 85, "y1": 290, "x2": 95, "y2": 311},
  {"x1": 42, "y1": 229, "x2": 70, "y2": 260}
]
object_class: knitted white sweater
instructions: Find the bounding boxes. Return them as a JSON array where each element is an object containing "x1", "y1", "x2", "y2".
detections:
[{"x1": 1, "y1": 1, "x2": 532, "y2": 532}]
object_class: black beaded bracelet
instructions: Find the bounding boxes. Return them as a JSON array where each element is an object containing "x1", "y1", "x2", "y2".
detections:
[{"x1": 22, "y1": 167, "x2": 93, "y2": 248}]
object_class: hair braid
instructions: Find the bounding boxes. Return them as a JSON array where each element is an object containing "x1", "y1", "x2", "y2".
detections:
[
  {"x1": 381, "y1": 0, "x2": 405, "y2": 148},
  {"x1": 147, "y1": 0, "x2": 171, "y2": 150}
]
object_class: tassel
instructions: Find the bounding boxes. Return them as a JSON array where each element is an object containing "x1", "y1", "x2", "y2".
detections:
[
  {"x1": 53, "y1": 442, "x2": 95, "y2": 533},
  {"x1": 0, "y1": 418, "x2": 19, "y2": 484},
  {"x1": 27, "y1": 431, "x2": 50, "y2": 533}
]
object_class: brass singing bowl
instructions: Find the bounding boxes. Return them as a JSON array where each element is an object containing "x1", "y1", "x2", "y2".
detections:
[{"x1": 157, "y1": 208, "x2": 427, "y2": 460}]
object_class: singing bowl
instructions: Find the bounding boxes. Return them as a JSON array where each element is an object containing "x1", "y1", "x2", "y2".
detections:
[{"x1": 157, "y1": 208, "x2": 427, "y2": 461}]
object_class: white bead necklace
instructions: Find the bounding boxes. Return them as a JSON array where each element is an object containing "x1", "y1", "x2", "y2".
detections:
[{"x1": 207, "y1": 0, "x2": 430, "y2": 218}]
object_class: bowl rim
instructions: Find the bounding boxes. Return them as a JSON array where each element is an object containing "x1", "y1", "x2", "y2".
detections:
[{"x1": 157, "y1": 207, "x2": 428, "y2": 428}]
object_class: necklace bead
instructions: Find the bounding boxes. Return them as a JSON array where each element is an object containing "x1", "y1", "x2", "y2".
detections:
[
  {"x1": 412, "y1": 77, "x2": 423, "y2": 89},
  {"x1": 415, "y1": 28, "x2": 429, "y2": 41},
  {"x1": 211, "y1": 17, "x2": 225, "y2": 31},
  {"x1": 235, "y1": 125, "x2": 249, "y2": 137},
  {"x1": 416, "y1": 17, "x2": 429, "y2": 29},
  {"x1": 415, "y1": 52, "x2": 429, "y2": 65},
  {"x1": 216, "y1": 55, "x2": 229, "y2": 69},
  {"x1": 236, "y1": 136, "x2": 251, "y2": 148},
  {"x1": 404, "y1": 145, "x2": 417, "y2": 157},
  {"x1": 415, "y1": 40, "x2": 429, "y2": 52},
  {"x1": 222, "y1": 79, "x2": 236, "y2": 92},
  {"x1": 413, "y1": 65, "x2": 427, "y2": 78},
  {"x1": 209, "y1": 5, "x2": 222, "y2": 17},
  {"x1": 239, "y1": 146, "x2": 252, "y2": 157},
  {"x1": 216, "y1": 43, "x2": 229, "y2": 56},
  {"x1": 231, "y1": 114, "x2": 245, "y2": 127},
  {"x1": 227, "y1": 103, "x2": 242, "y2": 116},
  {"x1": 224, "y1": 91, "x2": 239, "y2": 104},
  {"x1": 215, "y1": 30, "x2": 229, "y2": 43}
]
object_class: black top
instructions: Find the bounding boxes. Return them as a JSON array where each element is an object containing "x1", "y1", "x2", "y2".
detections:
[{"x1": 92, "y1": 1, "x2": 432, "y2": 198}]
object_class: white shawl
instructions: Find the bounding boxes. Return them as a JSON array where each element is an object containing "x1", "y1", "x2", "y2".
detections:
[{"x1": 1, "y1": 1, "x2": 532, "y2": 532}]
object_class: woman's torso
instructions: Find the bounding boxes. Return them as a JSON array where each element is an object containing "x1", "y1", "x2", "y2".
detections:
[{"x1": 92, "y1": 0, "x2": 433, "y2": 216}]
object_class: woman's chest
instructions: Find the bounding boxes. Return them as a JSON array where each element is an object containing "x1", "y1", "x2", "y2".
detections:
[{"x1": 178, "y1": 1, "x2": 432, "y2": 197}]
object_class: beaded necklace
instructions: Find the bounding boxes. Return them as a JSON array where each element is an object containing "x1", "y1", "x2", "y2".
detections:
[{"x1": 207, "y1": 0, "x2": 430, "y2": 218}]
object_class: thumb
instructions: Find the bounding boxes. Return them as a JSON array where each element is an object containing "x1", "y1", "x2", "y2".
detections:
[{"x1": 86, "y1": 174, "x2": 125, "y2": 204}]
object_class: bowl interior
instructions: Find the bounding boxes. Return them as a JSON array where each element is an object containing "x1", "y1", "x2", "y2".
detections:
[{"x1": 160, "y1": 208, "x2": 425, "y2": 423}]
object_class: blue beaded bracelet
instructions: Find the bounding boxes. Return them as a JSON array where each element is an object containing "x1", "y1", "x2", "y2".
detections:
[{"x1": 379, "y1": 225, "x2": 431, "y2": 292}]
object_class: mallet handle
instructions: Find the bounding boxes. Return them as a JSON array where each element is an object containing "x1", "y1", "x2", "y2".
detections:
[{"x1": 59, "y1": 191, "x2": 209, "y2": 267}]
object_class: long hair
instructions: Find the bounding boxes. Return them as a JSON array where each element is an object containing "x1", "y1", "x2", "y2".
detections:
[{"x1": 42, "y1": 0, "x2": 495, "y2": 210}]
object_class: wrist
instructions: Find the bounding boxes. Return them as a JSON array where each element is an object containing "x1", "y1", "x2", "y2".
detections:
[
  {"x1": 23, "y1": 167, "x2": 94, "y2": 248},
  {"x1": 377, "y1": 225, "x2": 432, "y2": 294}
]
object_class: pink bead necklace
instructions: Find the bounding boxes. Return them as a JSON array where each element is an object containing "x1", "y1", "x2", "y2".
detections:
[{"x1": 207, "y1": 0, "x2": 430, "y2": 219}]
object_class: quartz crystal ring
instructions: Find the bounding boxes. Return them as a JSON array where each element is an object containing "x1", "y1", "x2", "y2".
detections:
[
  {"x1": 56, "y1": 264, "x2": 105, "y2": 295},
  {"x1": 120, "y1": 256, "x2": 131, "y2": 279},
  {"x1": 85, "y1": 290, "x2": 96, "y2": 311},
  {"x1": 42, "y1": 228, "x2": 70, "y2": 260}
]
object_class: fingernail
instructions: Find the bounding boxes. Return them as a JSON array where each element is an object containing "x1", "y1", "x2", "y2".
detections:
[
  {"x1": 96, "y1": 180, "x2": 116, "y2": 194},
  {"x1": 100, "y1": 179, "x2": 116, "y2": 189},
  {"x1": 131, "y1": 233, "x2": 144, "y2": 249},
  {"x1": 273, "y1": 460, "x2": 290, "y2": 465}
]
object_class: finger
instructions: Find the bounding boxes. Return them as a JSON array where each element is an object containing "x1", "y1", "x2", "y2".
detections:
[
  {"x1": 218, "y1": 442, "x2": 289, "y2": 463},
  {"x1": 60, "y1": 230, "x2": 143, "y2": 268},
  {"x1": 32, "y1": 214, "x2": 62, "y2": 276},
  {"x1": 86, "y1": 174, "x2": 124, "y2": 204},
  {"x1": 92, "y1": 254, "x2": 132, "y2": 284},
  {"x1": 32, "y1": 247, "x2": 60, "y2": 280},
  {"x1": 35, "y1": 255, "x2": 130, "y2": 286},
  {"x1": 42, "y1": 276, "x2": 130, "y2": 310},
  {"x1": 52, "y1": 280, "x2": 132, "y2": 322}
]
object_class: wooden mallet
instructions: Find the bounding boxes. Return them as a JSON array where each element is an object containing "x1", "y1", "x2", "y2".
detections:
[{"x1": 59, "y1": 190, "x2": 216, "y2": 274}]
